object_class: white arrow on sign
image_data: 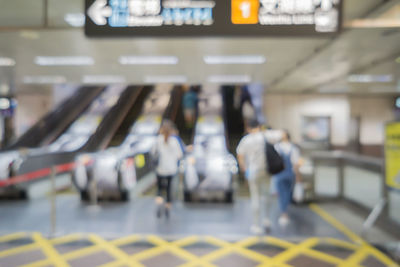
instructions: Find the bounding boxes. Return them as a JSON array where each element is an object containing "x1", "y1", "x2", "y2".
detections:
[{"x1": 88, "y1": 0, "x2": 112, "y2": 25}]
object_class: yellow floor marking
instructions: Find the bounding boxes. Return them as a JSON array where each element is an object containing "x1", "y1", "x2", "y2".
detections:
[
  {"x1": 0, "y1": 232, "x2": 27, "y2": 243},
  {"x1": 1, "y1": 233, "x2": 398, "y2": 267},
  {"x1": 97, "y1": 260, "x2": 126, "y2": 267},
  {"x1": 323, "y1": 237, "x2": 358, "y2": 250},
  {"x1": 264, "y1": 237, "x2": 295, "y2": 249},
  {"x1": 110, "y1": 235, "x2": 141, "y2": 247},
  {"x1": 309, "y1": 204, "x2": 364, "y2": 244},
  {"x1": 270, "y1": 238, "x2": 319, "y2": 265},
  {"x1": 62, "y1": 245, "x2": 102, "y2": 260},
  {"x1": 0, "y1": 243, "x2": 38, "y2": 258},
  {"x1": 89, "y1": 234, "x2": 145, "y2": 267},
  {"x1": 31, "y1": 232, "x2": 69, "y2": 267},
  {"x1": 20, "y1": 259, "x2": 53, "y2": 267},
  {"x1": 310, "y1": 204, "x2": 399, "y2": 267},
  {"x1": 366, "y1": 245, "x2": 400, "y2": 267},
  {"x1": 256, "y1": 262, "x2": 293, "y2": 267},
  {"x1": 130, "y1": 245, "x2": 165, "y2": 261},
  {"x1": 203, "y1": 236, "x2": 229, "y2": 247},
  {"x1": 197, "y1": 236, "x2": 273, "y2": 266},
  {"x1": 302, "y1": 248, "x2": 344, "y2": 265},
  {"x1": 234, "y1": 236, "x2": 259, "y2": 248},
  {"x1": 50, "y1": 233, "x2": 83, "y2": 246},
  {"x1": 172, "y1": 236, "x2": 199, "y2": 247},
  {"x1": 338, "y1": 244, "x2": 369, "y2": 267},
  {"x1": 148, "y1": 235, "x2": 202, "y2": 262}
]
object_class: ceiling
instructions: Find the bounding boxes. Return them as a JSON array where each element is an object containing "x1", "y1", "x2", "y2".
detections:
[{"x1": 0, "y1": 0, "x2": 399, "y2": 95}]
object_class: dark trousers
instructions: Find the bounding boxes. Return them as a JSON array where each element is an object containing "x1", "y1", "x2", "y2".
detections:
[{"x1": 156, "y1": 174, "x2": 173, "y2": 203}]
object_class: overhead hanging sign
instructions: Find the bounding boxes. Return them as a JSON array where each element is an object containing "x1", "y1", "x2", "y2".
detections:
[
  {"x1": 85, "y1": 0, "x2": 342, "y2": 37},
  {"x1": 385, "y1": 122, "x2": 400, "y2": 191}
]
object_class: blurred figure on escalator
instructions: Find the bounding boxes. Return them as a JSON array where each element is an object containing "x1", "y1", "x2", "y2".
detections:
[
  {"x1": 151, "y1": 120, "x2": 183, "y2": 219},
  {"x1": 182, "y1": 85, "x2": 200, "y2": 129},
  {"x1": 240, "y1": 85, "x2": 256, "y2": 130}
]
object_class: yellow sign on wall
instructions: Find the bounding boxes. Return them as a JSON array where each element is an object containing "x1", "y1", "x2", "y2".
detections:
[
  {"x1": 385, "y1": 122, "x2": 400, "y2": 190},
  {"x1": 231, "y1": 0, "x2": 259, "y2": 24}
]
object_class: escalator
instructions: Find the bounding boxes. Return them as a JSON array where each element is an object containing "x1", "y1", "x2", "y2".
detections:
[
  {"x1": 0, "y1": 85, "x2": 147, "y2": 198},
  {"x1": 6, "y1": 86, "x2": 105, "y2": 150},
  {"x1": 16, "y1": 85, "x2": 145, "y2": 175},
  {"x1": 221, "y1": 85, "x2": 245, "y2": 156},
  {"x1": 182, "y1": 86, "x2": 238, "y2": 203},
  {"x1": 73, "y1": 85, "x2": 177, "y2": 200},
  {"x1": 107, "y1": 86, "x2": 153, "y2": 148},
  {"x1": 174, "y1": 86, "x2": 200, "y2": 146}
]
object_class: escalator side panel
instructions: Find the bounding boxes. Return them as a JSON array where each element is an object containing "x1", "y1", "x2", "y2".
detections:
[
  {"x1": 15, "y1": 86, "x2": 143, "y2": 178},
  {"x1": 6, "y1": 86, "x2": 105, "y2": 150},
  {"x1": 82, "y1": 86, "x2": 144, "y2": 152},
  {"x1": 107, "y1": 86, "x2": 153, "y2": 147}
]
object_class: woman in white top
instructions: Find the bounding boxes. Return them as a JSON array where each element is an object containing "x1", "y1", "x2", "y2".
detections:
[{"x1": 151, "y1": 120, "x2": 183, "y2": 218}]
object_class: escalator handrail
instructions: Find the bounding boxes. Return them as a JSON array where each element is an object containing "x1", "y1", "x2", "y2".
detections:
[
  {"x1": 6, "y1": 86, "x2": 105, "y2": 150},
  {"x1": 82, "y1": 85, "x2": 145, "y2": 152}
]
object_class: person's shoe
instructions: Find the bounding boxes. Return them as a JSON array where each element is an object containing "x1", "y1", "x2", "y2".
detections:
[
  {"x1": 250, "y1": 225, "x2": 264, "y2": 235},
  {"x1": 278, "y1": 215, "x2": 290, "y2": 227},
  {"x1": 263, "y1": 219, "x2": 272, "y2": 232}
]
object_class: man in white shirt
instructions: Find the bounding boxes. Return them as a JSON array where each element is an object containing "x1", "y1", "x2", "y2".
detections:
[{"x1": 236, "y1": 119, "x2": 271, "y2": 235}]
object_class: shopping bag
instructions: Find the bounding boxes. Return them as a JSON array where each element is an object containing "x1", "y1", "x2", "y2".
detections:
[{"x1": 293, "y1": 182, "x2": 305, "y2": 203}]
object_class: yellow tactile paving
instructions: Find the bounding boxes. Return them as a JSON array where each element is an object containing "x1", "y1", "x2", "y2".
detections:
[{"x1": 0, "y1": 204, "x2": 398, "y2": 267}]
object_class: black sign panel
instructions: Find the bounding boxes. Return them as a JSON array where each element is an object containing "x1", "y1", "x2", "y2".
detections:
[{"x1": 85, "y1": 0, "x2": 342, "y2": 37}]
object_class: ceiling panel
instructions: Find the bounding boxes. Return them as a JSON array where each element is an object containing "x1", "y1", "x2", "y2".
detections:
[
  {"x1": 272, "y1": 28, "x2": 400, "y2": 93},
  {"x1": 0, "y1": 30, "x2": 327, "y2": 86},
  {"x1": 48, "y1": 0, "x2": 84, "y2": 27},
  {"x1": 0, "y1": 0, "x2": 44, "y2": 27},
  {"x1": 0, "y1": 0, "x2": 398, "y2": 96}
]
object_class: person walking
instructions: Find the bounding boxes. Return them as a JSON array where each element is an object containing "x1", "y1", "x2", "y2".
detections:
[
  {"x1": 236, "y1": 119, "x2": 271, "y2": 235},
  {"x1": 274, "y1": 130, "x2": 302, "y2": 226},
  {"x1": 151, "y1": 120, "x2": 183, "y2": 218}
]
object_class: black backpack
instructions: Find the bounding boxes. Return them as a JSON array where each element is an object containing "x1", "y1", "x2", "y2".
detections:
[{"x1": 265, "y1": 140, "x2": 284, "y2": 175}]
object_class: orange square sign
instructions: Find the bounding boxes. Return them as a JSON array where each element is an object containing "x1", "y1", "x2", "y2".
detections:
[{"x1": 231, "y1": 0, "x2": 259, "y2": 24}]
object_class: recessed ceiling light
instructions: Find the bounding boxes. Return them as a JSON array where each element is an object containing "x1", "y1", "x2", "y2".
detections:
[
  {"x1": 348, "y1": 74, "x2": 393, "y2": 83},
  {"x1": 207, "y1": 75, "x2": 251, "y2": 83},
  {"x1": 119, "y1": 56, "x2": 178, "y2": 65},
  {"x1": 35, "y1": 56, "x2": 94, "y2": 66},
  {"x1": 0, "y1": 57, "x2": 16, "y2": 66},
  {"x1": 83, "y1": 75, "x2": 126, "y2": 84},
  {"x1": 144, "y1": 75, "x2": 187, "y2": 83},
  {"x1": 64, "y1": 13, "x2": 85, "y2": 27},
  {"x1": 23, "y1": 76, "x2": 67, "y2": 84},
  {"x1": 204, "y1": 55, "x2": 266, "y2": 64}
]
